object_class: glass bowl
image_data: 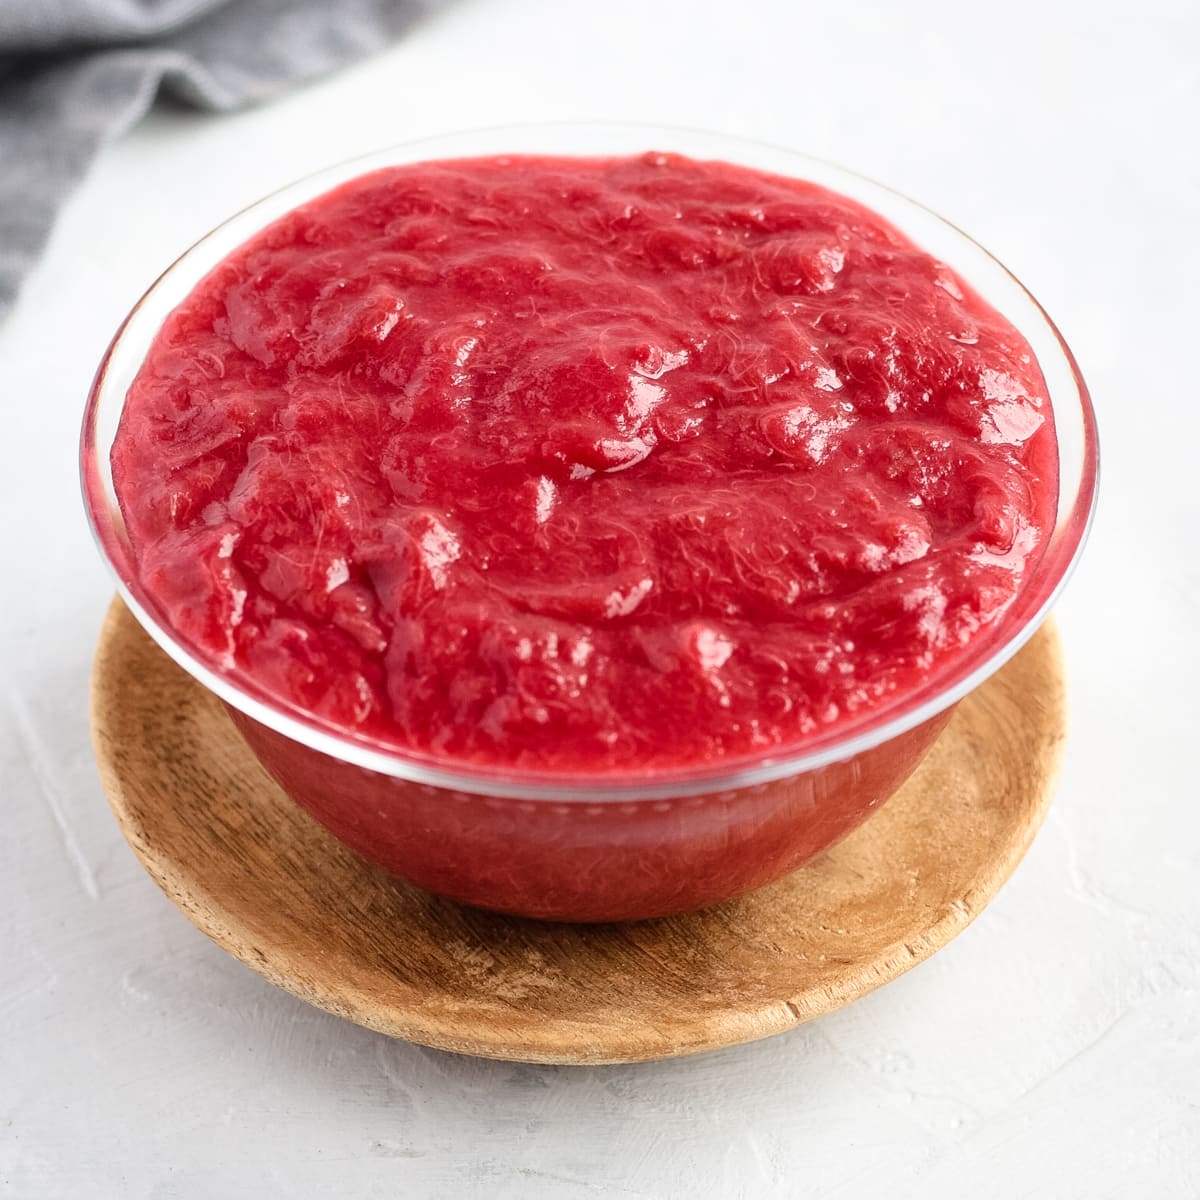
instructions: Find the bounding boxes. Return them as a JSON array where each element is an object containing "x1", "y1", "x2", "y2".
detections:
[{"x1": 81, "y1": 123, "x2": 1099, "y2": 922}]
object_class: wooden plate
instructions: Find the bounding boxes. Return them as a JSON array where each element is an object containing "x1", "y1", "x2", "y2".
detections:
[{"x1": 91, "y1": 599, "x2": 1065, "y2": 1065}]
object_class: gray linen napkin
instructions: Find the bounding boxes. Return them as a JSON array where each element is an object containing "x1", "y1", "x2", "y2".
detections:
[{"x1": 0, "y1": 0, "x2": 430, "y2": 320}]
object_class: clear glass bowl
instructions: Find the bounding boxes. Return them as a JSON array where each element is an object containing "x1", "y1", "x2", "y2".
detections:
[{"x1": 81, "y1": 123, "x2": 1099, "y2": 921}]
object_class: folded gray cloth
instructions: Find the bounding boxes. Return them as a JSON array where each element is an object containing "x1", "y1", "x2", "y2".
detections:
[{"x1": 0, "y1": 0, "x2": 430, "y2": 320}]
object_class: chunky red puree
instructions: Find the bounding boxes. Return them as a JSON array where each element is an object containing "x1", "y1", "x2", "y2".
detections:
[{"x1": 112, "y1": 153, "x2": 1057, "y2": 773}]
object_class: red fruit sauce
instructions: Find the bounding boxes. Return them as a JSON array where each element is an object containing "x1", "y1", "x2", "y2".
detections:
[{"x1": 111, "y1": 153, "x2": 1057, "y2": 776}]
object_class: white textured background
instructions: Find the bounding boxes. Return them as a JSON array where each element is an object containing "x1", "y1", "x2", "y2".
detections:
[{"x1": 2, "y1": 1, "x2": 1198, "y2": 1195}]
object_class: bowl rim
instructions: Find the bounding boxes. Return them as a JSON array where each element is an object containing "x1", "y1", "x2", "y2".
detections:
[{"x1": 80, "y1": 119, "x2": 1100, "y2": 801}]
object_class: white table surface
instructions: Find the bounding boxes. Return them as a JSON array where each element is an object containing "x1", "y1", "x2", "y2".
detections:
[{"x1": 2, "y1": 1, "x2": 1197, "y2": 1195}]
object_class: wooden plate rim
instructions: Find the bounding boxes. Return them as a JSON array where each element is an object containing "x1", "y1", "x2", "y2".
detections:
[{"x1": 91, "y1": 599, "x2": 1065, "y2": 1064}]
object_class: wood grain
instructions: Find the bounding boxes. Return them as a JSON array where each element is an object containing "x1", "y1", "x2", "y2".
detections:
[{"x1": 91, "y1": 598, "x2": 1066, "y2": 1065}]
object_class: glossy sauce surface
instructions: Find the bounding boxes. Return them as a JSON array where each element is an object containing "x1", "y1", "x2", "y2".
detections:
[{"x1": 112, "y1": 153, "x2": 1057, "y2": 772}]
